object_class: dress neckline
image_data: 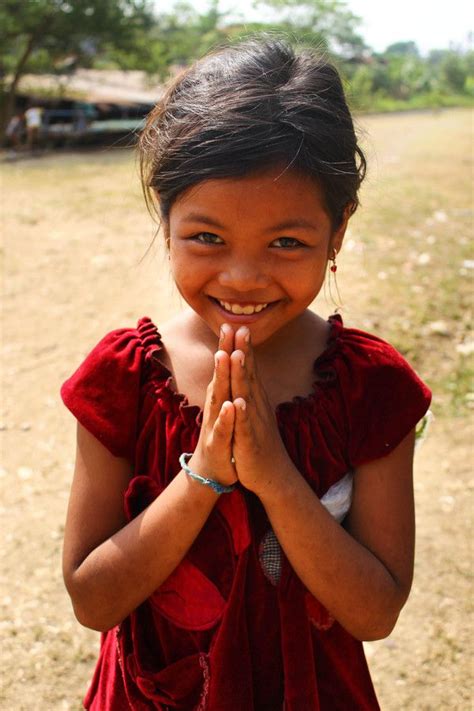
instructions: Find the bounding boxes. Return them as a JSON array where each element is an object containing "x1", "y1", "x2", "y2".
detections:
[{"x1": 138, "y1": 313, "x2": 344, "y2": 425}]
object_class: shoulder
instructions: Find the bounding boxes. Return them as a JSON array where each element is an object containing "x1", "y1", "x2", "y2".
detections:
[
  {"x1": 323, "y1": 316, "x2": 432, "y2": 467},
  {"x1": 71, "y1": 317, "x2": 162, "y2": 368},
  {"x1": 328, "y1": 316, "x2": 428, "y2": 386},
  {"x1": 60, "y1": 317, "x2": 162, "y2": 460},
  {"x1": 336, "y1": 317, "x2": 432, "y2": 404}
]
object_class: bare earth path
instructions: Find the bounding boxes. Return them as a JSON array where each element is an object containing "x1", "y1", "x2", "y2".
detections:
[{"x1": 1, "y1": 109, "x2": 472, "y2": 709}]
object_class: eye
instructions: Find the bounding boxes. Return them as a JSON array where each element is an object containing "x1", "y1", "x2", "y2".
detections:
[
  {"x1": 271, "y1": 237, "x2": 305, "y2": 249},
  {"x1": 192, "y1": 232, "x2": 224, "y2": 245}
]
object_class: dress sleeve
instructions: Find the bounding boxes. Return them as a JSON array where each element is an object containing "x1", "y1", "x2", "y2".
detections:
[
  {"x1": 343, "y1": 334, "x2": 432, "y2": 468},
  {"x1": 60, "y1": 328, "x2": 144, "y2": 461}
]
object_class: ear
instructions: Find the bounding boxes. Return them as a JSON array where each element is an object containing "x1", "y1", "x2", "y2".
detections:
[{"x1": 329, "y1": 203, "x2": 352, "y2": 255}]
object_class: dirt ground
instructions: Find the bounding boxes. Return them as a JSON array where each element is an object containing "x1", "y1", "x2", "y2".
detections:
[{"x1": 1, "y1": 109, "x2": 472, "y2": 709}]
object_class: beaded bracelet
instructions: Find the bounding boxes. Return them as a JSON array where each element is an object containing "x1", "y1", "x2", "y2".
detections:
[{"x1": 179, "y1": 452, "x2": 237, "y2": 495}]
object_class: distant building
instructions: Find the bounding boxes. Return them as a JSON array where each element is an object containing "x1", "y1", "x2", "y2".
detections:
[{"x1": 10, "y1": 69, "x2": 161, "y2": 146}]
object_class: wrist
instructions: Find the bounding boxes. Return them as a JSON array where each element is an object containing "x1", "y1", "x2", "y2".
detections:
[
  {"x1": 250, "y1": 455, "x2": 297, "y2": 503},
  {"x1": 190, "y1": 446, "x2": 238, "y2": 486},
  {"x1": 180, "y1": 468, "x2": 221, "y2": 501},
  {"x1": 181, "y1": 452, "x2": 237, "y2": 495}
]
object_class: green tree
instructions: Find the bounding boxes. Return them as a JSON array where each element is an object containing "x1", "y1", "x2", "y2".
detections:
[
  {"x1": 253, "y1": 0, "x2": 367, "y2": 60},
  {"x1": 152, "y1": 0, "x2": 228, "y2": 74},
  {"x1": 384, "y1": 41, "x2": 420, "y2": 57},
  {"x1": 346, "y1": 63, "x2": 374, "y2": 109},
  {"x1": 104, "y1": 0, "x2": 229, "y2": 79},
  {"x1": 439, "y1": 51, "x2": 470, "y2": 93},
  {"x1": 0, "y1": 0, "x2": 154, "y2": 132},
  {"x1": 384, "y1": 54, "x2": 430, "y2": 99}
]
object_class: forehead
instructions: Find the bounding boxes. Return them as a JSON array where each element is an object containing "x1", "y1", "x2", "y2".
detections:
[{"x1": 169, "y1": 167, "x2": 330, "y2": 226}]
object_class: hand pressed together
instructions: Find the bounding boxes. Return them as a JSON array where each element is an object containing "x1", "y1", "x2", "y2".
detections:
[{"x1": 189, "y1": 323, "x2": 292, "y2": 497}]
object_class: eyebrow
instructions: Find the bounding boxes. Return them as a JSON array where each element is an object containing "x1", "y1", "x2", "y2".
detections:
[
  {"x1": 182, "y1": 213, "x2": 226, "y2": 229},
  {"x1": 181, "y1": 213, "x2": 318, "y2": 232},
  {"x1": 266, "y1": 218, "x2": 319, "y2": 232}
]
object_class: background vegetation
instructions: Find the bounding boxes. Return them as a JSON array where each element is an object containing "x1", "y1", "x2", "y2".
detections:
[{"x1": 1, "y1": 0, "x2": 473, "y2": 133}]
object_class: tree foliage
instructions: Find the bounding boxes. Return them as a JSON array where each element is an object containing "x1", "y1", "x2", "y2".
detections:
[
  {"x1": 0, "y1": 0, "x2": 154, "y2": 127},
  {"x1": 348, "y1": 44, "x2": 474, "y2": 111},
  {"x1": 1, "y1": 0, "x2": 472, "y2": 136},
  {"x1": 107, "y1": 0, "x2": 229, "y2": 77},
  {"x1": 253, "y1": 0, "x2": 367, "y2": 59}
]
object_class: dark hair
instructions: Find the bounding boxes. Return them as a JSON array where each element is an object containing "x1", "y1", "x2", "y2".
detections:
[{"x1": 139, "y1": 37, "x2": 366, "y2": 230}]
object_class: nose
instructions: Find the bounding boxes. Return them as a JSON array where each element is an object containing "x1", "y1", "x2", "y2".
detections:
[{"x1": 217, "y1": 256, "x2": 271, "y2": 292}]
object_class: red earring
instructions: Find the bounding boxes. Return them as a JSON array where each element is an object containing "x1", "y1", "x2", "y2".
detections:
[{"x1": 329, "y1": 249, "x2": 338, "y2": 273}]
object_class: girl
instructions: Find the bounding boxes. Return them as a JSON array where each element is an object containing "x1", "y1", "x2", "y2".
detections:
[{"x1": 61, "y1": 38, "x2": 431, "y2": 710}]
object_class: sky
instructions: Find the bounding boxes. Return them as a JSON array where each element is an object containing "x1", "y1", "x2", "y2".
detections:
[
  {"x1": 173, "y1": 0, "x2": 473, "y2": 55},
  {"x1": 340, "y1": 0, "x2": 472, "y2": 54}
]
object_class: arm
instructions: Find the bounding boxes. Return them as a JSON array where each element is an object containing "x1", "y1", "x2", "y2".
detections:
[
  {"x1": 256, "y1": 430, "x2": 416, "y2": 641},
  {"x1": 63, "y1": 332, "x2": 237, "y2": 633},
  {"x1": 228, "y1": 325, "x2": 415, "y2": 642},
  {"x1": 63, "y1": 424, "x2": 220, "y2": 632}
]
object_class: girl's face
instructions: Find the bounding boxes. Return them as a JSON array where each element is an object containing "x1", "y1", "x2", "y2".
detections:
[{"x1": 167, "y1": 166, "x2": 348, "y2": 347}]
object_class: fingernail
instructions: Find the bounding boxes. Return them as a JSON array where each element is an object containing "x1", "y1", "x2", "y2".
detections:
[
  {"x1": 241, "y1": 327, "x2": 250, "y2": 343},
  {"x1": 219, "y1": 325, "x2": 225, "y2": 340},
  {"x1": 240, "y1": 353, "x2": 245, "y2": 367},
  {"x1": 239, "y1": 399, "x2": 246, "y2": 411}
]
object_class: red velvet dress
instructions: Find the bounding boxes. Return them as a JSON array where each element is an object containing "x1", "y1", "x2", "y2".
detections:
[{"x1": 61, "y1": 314, "x2": 431, "y2": 711}]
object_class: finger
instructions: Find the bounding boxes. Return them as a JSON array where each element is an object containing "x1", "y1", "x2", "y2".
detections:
[
  {"x1": 212, "y1": 400, "x2": 235, "y2": 441},
  {"x1": 233, "y1": 396, "x2": 253, "y2": 442},
  {"x1": 234, "y1": 326, "x2": 256, "y2": 383},
  {"x1": 234, "y1": 397, "x2": 247, "y2": 412},
  {"x1": 233, "y1": 326, "x2": 249, "y2": 356},
  {"x1": 218, "y1": 323, "x2": 235, "y2": 355},
  {"x1": 206, "y1": 350, "x2": 230, "y2": 424},
  {"x1": 230, "y1": 349, "x2": 251, "y2": 403}
]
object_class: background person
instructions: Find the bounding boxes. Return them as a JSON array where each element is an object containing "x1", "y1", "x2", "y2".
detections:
[{"x1": 24, "y1": 103, "x2": 43, "y2": 151}]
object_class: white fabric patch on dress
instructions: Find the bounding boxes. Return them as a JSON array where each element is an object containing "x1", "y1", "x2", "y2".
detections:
[
  {"x1": 259, "y1": 473, "x2": 354, "y2": 585},
  {"x1": 320, "y1": 471, "x2": 353, "y2": 523}
]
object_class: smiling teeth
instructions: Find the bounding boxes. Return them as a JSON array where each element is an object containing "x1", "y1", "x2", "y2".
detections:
[{"x1": 219, "y1": 300, "x2": 268, "y2": 315}]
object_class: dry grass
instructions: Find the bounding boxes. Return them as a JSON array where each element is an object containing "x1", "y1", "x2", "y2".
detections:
[{"x1": 1, "y1": 108, "x2": 473, "y2": 709}]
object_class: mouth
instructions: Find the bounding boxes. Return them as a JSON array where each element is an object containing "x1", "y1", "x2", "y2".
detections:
[{"x1": 208, "y1": 296, "x2": 279, "y2": 320}]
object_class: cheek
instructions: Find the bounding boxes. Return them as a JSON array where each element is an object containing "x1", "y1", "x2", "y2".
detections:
[
  {"x1": 290, "y1": 259, "x2": 326, "y2": 288},
  {"x1": 169, "y1": 252, "x2": 205, "y2": 296},
  {"x1": 287, "y1": 265, "x2": 327, "y2": 306},
  {"x1": 170, "y1": 262, "x2": 191, "y2": 290},
  {"x1": 169, "y1": 244, "x2": 186, "y2": 277}
]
